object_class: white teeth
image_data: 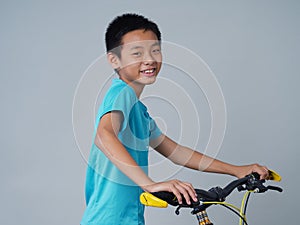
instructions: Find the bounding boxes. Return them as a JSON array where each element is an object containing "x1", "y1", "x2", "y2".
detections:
[{"x1": 143, "y1": 69, "x2": 155, "y2": 73}]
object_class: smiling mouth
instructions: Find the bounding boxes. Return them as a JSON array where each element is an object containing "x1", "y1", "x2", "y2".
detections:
[{"x1": 140, "y1": 68, "x2": 156, "y2": 76}]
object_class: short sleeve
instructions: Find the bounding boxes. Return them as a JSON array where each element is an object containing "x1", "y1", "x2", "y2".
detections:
[
  {"x1": 98, "y1": 81, "x2": 137, "y2": 132},
  {"x1": 149, "y1": 116, "x2": 162, "y2": 140}
]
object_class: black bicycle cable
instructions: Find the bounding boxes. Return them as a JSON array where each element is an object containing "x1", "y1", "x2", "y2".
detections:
[{"x1": 220, "y1": 204, "x2": 249, "y2": 225}]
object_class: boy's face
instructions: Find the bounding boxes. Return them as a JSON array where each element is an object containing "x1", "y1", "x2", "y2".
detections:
[{"x1": 109, "y1": 29, "x2": 162, "y2": 87}]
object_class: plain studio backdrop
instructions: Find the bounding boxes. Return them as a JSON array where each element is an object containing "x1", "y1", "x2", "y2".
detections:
[{"x1": 1, "y1": 1, "x2": 299, "y2": 224}]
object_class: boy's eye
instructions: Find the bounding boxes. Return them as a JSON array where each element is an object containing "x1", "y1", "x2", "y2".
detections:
[
  {"x1": 152, "y1": 48, "x2": 161, "y2": 54},
  {"x1": 132, "y1": 52, "x2": 142, "y2": 56}
]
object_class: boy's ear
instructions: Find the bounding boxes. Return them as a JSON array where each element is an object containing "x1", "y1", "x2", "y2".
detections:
[{"x1": 107, "y1": 52, "x2": 121, "y2": 70}]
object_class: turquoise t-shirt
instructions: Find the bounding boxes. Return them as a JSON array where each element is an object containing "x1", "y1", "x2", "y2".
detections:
[{"x1": 81, "y1": 79, "x2": 162, "y2": 225}]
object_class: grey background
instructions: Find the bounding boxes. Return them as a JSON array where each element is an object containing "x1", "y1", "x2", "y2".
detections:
[{"x1": 1, "y1": 0, "x2": 299, "y2": 224}]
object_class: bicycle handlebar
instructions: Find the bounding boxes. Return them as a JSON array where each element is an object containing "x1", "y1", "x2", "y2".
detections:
[
  {"x1": 148, "y1": 172, "x2": 282, "y2": 211},
  {"x1": 140, "y1": 171, "x2": 283, "y2": 223}
]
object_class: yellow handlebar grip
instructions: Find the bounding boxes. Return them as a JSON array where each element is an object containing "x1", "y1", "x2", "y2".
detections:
[
  {"x1": 268, "y1": 169, "x2": 282, "y2": 182},
  {"x1": 140, "y1": 192, "x2": 168, "y2": 208}
]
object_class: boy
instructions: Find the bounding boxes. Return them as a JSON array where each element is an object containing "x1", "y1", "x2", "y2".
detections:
[{"x1": 81, "y1": 13, "x2": 269, "y2": 225}]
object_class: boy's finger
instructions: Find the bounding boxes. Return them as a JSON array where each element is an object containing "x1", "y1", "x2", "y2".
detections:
[
  {"x1": 170, "y1": 186, "x2": 183, "y2": 204},
  {"x1": 175, "y1": 184, "x2": 191, "y2": 205},
  {"x1": 181, "y1": 182, "x2": 198, "y2": 202}
]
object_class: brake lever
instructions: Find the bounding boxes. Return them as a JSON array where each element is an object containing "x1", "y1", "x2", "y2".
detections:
[
  {"x1": 267, "y1": 185, "x2": 283, "y2": 192},
  {"x1": 174, "y1": 200, "x2": 201, "y2": 215}
]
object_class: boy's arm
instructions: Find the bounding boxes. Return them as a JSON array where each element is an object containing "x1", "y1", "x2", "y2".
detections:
[
  {"x1": 94, "y1": 111, "x2": 197, "y2": 204},
  {"x1": 151, "y1": 134, "x2": 269, "y2": 179},
  {"x1": 95, "y1": 111, "x2": 153, "y2": 186}
]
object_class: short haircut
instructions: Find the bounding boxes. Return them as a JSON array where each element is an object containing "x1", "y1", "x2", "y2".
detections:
[{"x1": 105, "y1": 13, "x2": 161, "y2": 57}]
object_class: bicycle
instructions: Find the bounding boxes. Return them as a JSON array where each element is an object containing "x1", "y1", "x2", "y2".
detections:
[{"x1": 140, "y1": 170, "x2": 282, "y2": 225}]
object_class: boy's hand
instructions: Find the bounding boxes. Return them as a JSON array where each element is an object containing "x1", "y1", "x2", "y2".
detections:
[
  {"x1": 234, "y1": 163, "x2": 269, "y2": 180},
  {"x1": 143, "y1": 180, "x2": 198, "y2": 205}
]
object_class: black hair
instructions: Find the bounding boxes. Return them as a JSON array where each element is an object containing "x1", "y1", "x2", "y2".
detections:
[{"x1": 105, "y1": 13, "x2": 161, "y2": 57}]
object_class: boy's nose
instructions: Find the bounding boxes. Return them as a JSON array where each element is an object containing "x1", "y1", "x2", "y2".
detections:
[
  {"x1": 142, "y1": 52, "x2": 155, "y2": 64},
  {"x1": 143, "y1": 59, "x2": 155, "y2": 66}
]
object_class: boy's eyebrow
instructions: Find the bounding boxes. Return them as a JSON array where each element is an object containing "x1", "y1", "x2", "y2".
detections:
[
  {"x1": 130, "y1": 45, "x2": 143, "y2": 50},
  {"x1": 151, "y1": 41, "x2": 161, "y2": 47},
  {"x1": 129, "y1": 41, "x2": 161, "y2": 50}
]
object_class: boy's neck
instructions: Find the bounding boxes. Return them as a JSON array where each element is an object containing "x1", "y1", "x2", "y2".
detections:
[
  {"x1": 120, "y1": 78, "x2": 144, "y2": 99},
  {"x1": 130, "y1": 83, "x2": 144, "y2": 99}
]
